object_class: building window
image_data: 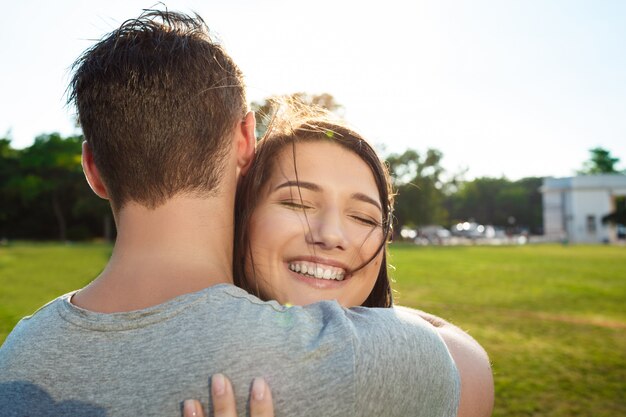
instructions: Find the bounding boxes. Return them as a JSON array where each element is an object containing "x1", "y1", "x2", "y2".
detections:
[{"x1": 586, "y1": 215, "x2": 597, "y2": 234}]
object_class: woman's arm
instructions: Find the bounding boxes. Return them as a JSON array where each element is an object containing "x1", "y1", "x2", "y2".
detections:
[{"x1": 398, "y1": 307, "x2": 494, "y2": 417}]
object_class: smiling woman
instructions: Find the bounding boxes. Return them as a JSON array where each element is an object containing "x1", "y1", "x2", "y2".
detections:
[
  {"x1": 232, "y1": 106, "x2": 494, "y2": 417},
  {"x1": 234, "y1": 105, "x2": 394, "y2": 307}
]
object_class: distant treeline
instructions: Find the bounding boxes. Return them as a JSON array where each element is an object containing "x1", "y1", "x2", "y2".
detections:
[
  {"x1": 386, "y1": 148, "x2": 543, "y2": 236},
  {"x1": 1, "y1": 134, "x2": 112, "y2": 241},
  {"x1": 0, "y1": 133, "x2": 543, "y2": 241}
]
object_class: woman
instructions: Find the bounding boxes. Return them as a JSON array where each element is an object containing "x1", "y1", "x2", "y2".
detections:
[
  {"x1": 225, "y1": 103, "x2": 494, "y2": 417},
  {"x1": 234, "y1": 104, "x2": 393, "y2": 308}
]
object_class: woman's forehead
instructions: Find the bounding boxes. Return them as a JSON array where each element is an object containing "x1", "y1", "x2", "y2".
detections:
[
  {"x1": 274, "y1": 140, "x2": 358, "y2": 167},
  {"x1": 268, "y1": 141, "x2": 380, "y2": 200}
]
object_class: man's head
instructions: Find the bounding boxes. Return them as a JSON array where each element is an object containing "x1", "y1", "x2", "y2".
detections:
[{"x1": 69, "y1": 10, "x2": 249, "y2": 210}]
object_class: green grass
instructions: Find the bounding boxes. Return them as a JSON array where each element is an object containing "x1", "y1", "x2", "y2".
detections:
[
  {"x1": 0, "y1": 242, "x2": 111, "y2": 339},
  {"x1": 390, "y1": 244, "x2": 626, "y2": 417},
  {"x1": 1, "y1": 242, "x2": 625, "y2": 416}
]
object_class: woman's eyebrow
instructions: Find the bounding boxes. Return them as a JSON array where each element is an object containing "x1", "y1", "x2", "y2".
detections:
[
  {"x1": 274, "y1": 181, "x2": 381, "y2": 211},
  {"x1": 351, "y1": 193, "x2": 382, "y2": 211},
  {"x1": 274, "y1": 180, "x2": 320, "y2": 192}
]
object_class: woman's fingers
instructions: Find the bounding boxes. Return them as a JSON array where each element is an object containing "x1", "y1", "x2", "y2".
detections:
[
  {"x1": 250, "y1": 377, "x2": 274, "y2": 417},
  {"x1": 182, "y1": 374, "x2": 274, "y2": 417},
  {"x1": 211, "y1": 373, "x2": 238, "y2": 417},
  {"x1": 183, "y1": 399, "x2": 204, "y2": 417}
]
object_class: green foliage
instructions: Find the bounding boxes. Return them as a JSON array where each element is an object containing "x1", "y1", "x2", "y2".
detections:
[
  {"x1": 602, "y1": 196, "x2": 626, "y2": 226},
  {"x1": 578, "y1": 147, "x2": 622, "y2": 174},
  {"x1": 0, "y1": 137, "x2": 22, "y2": 230},
  {"x1": 449, "y1": 177, "x2": 508, "y2": 223},
  {"x1": 0, "y1": 138, "x2": 18, "y2": 159},
  {"x1": 447, "y1": 177, "x2": 543, "y2": 233},
  {"x1": 0, "y1": 133, "x2": 112, "y2": 241},
  {"x1": 1, "y1": 243, "x2": 624, "y2": 416},
  {"x1": 386, "y1": 149, "x2": 449, "y2": 228},
  {"x1": 384, "y1": 149, "x2": 543, "y2": 232}
]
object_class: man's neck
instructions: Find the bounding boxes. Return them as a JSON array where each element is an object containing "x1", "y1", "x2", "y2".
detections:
[{"x1": 73, "y1": 196, "x2": 235, "y2": 313}]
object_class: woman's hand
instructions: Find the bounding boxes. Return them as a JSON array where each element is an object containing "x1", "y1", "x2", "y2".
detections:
[{"x1": 183, "y1": 374, "x2": 274, "y2": 417}]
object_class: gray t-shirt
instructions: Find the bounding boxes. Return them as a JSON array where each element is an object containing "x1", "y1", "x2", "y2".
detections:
[{"x1": 0, "y1": 284, "x2": 459, "y2": 417}]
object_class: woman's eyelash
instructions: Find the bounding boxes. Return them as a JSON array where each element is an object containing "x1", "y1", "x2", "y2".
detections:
[
  {"x1": 351, "y1": 215, "x2": 381, "y2": 227},
  {"x1": 279, "y1": 201, "x2": 312, "y2": 209}
]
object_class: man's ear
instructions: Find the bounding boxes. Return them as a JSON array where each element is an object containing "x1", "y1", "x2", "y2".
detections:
[
  {"x1": 82, "y1": 141, "x2": 109, "y2": 199},
  {"x1": 236, "y1": 111, "x2": 257, "y2": 176}
]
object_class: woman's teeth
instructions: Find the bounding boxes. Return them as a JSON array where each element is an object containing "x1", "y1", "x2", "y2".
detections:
[{"x1": 288, "y1": 262, "x2": 346, "y2": 281}]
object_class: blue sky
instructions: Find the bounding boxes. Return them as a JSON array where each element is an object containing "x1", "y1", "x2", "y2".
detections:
[{"x1": 1, "y1": 0, "x2": 625, "y2": 180}]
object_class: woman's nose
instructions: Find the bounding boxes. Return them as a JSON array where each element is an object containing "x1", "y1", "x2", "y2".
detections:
[{"x1": 305, "y1": 209, "x2": 347, "y2": 250}]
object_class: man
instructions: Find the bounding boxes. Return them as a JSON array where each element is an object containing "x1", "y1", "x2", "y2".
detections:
[{"x1": 0, "y1": 10, "x2": 492, "y2": 417}]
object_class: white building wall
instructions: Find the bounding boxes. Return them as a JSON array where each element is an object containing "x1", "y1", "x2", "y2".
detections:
[
  {"x1": 542, "y1": 178, "x2": 570, "y2": 240},
  {"x1": 541, "y1": 175, "x2": 626, "y2": 244},
  {"x1": 562, "y1": 189, "x2": 574, "y2": 241},
  {"x1": 570, "y1": 189, "x2": 611, "y2": 243},
  {"x1": 543, "y1": 191, "x2": 564, "y2": 238}
]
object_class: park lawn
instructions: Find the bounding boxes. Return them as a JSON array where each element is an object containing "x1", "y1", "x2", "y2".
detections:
[
  {"x1": 390, "y1": 244, "x2": 626, "y2": 417},
  {"x1": 1, "y1": 242, "x2": 625, "y2": 416},
  {"x1": 0, "y1": 242, "x2": 111, "y2": 340}
]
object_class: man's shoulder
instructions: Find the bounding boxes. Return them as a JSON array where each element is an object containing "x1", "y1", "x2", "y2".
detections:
[
  {"x1": 214, "y1": 290, "x2": 445, "y2": 348},
  {"x1": 1, "y1": 294, "x2": 69, "y2": 347},
  {"x1": 0, "y1": 294, "x2": 70, "y2": 380}
]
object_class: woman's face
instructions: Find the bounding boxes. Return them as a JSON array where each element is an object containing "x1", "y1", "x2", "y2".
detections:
[{"x1": 246, "y1": 140, "x2": 385, "y2": 307}]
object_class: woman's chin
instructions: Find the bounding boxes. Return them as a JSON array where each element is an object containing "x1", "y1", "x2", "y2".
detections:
[{"x1": 270, "y1": 274, "x2": 344, "y2": 307}]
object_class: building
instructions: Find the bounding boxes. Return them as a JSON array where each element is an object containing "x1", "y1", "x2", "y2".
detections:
[{"x1": 541, "y1": 175, "x2": 626, "y2": 243}]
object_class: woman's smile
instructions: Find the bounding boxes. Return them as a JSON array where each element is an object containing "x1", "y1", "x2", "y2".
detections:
[
  {"x1": 286, "y1": 263, "x2": 352, "y2": 290},
  {"x1": 287, "y1": 261, "x2": 346, "y2": 281}
]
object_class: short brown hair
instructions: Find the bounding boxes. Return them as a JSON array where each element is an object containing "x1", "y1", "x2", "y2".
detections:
[
  {"x1": 234, "y1": 103, "x2": 395, "y2": 307},
  {"x1": 68, "y1": 10, "x2": 247, "y2": 209}
]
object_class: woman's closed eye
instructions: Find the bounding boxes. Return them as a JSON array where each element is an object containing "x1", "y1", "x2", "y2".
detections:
[
  {"x1": 349, "y1": 214, "x2": 382, "y2": 228},
  {"x1": 279, "y1": 200, "x2": 313, "y2": 210}
]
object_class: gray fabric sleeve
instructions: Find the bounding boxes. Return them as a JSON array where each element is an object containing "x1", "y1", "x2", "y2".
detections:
[{"x1": 347, "y1": 307, "x2": 461, "y2": 417}]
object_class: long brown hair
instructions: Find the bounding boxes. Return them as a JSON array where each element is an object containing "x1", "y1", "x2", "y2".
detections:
[{"x1": 234, "y1": 103, "x2": 395, "y2": 307}]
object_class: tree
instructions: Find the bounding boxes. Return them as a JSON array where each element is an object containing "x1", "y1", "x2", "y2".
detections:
[
  {"x1": 512, "y1": 177, "x2": 544, "y2": 233},
  {"x1": 72, "y1": 183, "x2": 115, "y2": 241},
  {"x1": 1, "y1": 133, "x2": 114, "y2": 241},
  {"x1": 0, "y1": 137, "x2": 22, "y2": 238},
  {"x1": 15, "y1": 133, "x2": 84, "y2": 241},
  {"x1": 602, "y1": 196, "x2": 626, "y2": 226},
  {"x1": 602, "y1": 209, "x2": 626, "y2": 226},
  {"x1": 251, "y1": 92, "x2": 343, "y2": 138},
  {"x1": 385, "y1": 149, "x2": 448, "y2": 229},
  {"x1": 448, "y1": 177, "x2": 508, "y2": 225},
  {"x1": 447, "y1": 176, "x2": 544, "y2": 233},
  {"x1": 578, "y1": 147, "x2": 622, "y2": 174}
]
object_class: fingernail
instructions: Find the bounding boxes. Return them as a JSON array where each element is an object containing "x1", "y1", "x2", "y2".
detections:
[
  {"x1": 212, "y1": 373, "x2": 226, "y2": 396},
  {"x1": 183, "y1": 399, "x2": 199, "y2": 417},
  {"x1": 252, "y1": 377, "x2": 265, "y2": 401}
]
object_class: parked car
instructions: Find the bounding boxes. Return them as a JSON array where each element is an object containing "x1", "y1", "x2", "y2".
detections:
[{"x1": 416, "y1": 225, "x2": 451, "y2": 245}]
